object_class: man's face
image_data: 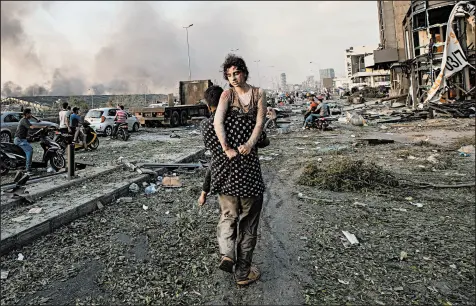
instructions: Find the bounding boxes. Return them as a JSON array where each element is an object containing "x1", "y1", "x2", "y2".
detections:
[
  {"x1": 25, "y1": 113, "x2": 32, "y2": 119},
  {"x1": 226, "y1": 66, "x2": 246, "y2": 87}
]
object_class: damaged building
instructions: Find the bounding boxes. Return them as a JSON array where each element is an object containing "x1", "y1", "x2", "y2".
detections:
[
  {"x1": 376, "y1": 0, "x2": 475, "y2": 109},
  {"x1": 403, "y1": 0, "x2": 475, "y2": 107}
]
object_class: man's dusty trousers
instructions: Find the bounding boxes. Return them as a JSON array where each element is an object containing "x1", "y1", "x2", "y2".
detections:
[{"x1": 217, "y1": 194, "x2": 263, "y2": 280}]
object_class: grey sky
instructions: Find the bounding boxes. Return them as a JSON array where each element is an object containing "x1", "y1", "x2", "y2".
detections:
[{"x1": 1, "y1": 1, "x2": 379, "y2": 94}]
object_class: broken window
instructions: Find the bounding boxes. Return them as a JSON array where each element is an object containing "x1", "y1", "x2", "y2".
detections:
[
  {"x1": 428, "y1": 6, "x2": 453, "y2": 25},
  {"x1": 413, "y1": 12, "x2": 426, "y2": 29}
]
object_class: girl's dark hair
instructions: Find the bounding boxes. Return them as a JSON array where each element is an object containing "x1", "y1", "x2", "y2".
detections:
[
  {"x1": 204, "y1": 85, "x2": 224, "y2": 108},
  {"x1": 221, "y1": 54, "x2": 249, "y2": 82}
]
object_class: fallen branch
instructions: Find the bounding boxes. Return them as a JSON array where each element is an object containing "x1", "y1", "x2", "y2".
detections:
[{"x1": 416, "y1": 182, "x2": 475, "y2": 188}]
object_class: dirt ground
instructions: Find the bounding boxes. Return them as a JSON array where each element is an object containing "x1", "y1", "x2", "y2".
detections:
[{"x1": 0, "y1": 115, "x2": 474, "y2": 305}]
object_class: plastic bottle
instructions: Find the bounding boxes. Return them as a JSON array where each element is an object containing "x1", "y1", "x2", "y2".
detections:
[{"x1": 144, "y1": 184, "x2": 157, "y2": 195}]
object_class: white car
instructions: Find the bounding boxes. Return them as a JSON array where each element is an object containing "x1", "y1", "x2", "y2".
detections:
[{"x1": 85, "y1": 108, "x2": 140, "y2": 136}]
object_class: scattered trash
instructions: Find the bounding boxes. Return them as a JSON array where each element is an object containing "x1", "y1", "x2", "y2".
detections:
[
  {"x1": 357, "y1": 138, "x2": 395, "y2": 146},
  {"x1": 296, "y1": 147, "x2": 306, "y2": 150},
  {"x1": 144, "y1": 184, "x2": 157, "y2": 195},
  {"x1": 380, "y1": 125, "x2": 388, "y2": 130},
  {"x1": 170, "y1": 134, "x2": 181, "y2": 138},
  {"x1": 129, "y1": 183, "x2": 139, "y2": 193},
  {"x1": 405, "y1": 196, "x2": 413, "y2": 201},
  {"x1": 354, "y1": 202, "x2": 367, "y2": 207},
  {"x1": 97, "y1": 201, "x2": 104, "y2": 210},
  {"x1": 1, "y1": 271, "x2": 9, "y2": 280},
  {"x1": 400, "y1": 251, "x2": 408, "y2": 261},
  {"x1": 449, "y1": 264, "x2": 457, "y2": 269},
  {"x1": 427, "y1": 154, "x2": 439, "y2": 164},
  {"x1": 117, "y1": 197, "x2": 133, "y2": 203},
  {"x1": 259, "y1": 156, "x2": 273, "y2": 161},
  {"x1": 394, "y1": 286, "x2": 404, "y2": 291},
  {"x1": 143, "y1": 205, "x2": 149, "y2": 210},
  {"x1": 142, "y1": 182, "x2": 149, "y2": 187},
  {"x1": 46, "y1": 166, "x2": 55, "y2": 173},
  {"x1": 350, "y1": 135, "x2": 356, "y2": 138},
  {"x1": 157, "y1": 176, "x2": 163, "y2": 184},
  {"x1": 342, "y1": 231, "x2": 359, "y2": 245},
  {"x1": 82, "y1": 186, "x2": 87, "y2": 189},
  {"x1": 17, "y1": 253, "x2": 24, "y2": 261},
  {"x1": 300, "y1": 236, "x2": 308, "y2": 240},
  {"x1": 165, "y1": 211, "x2": 170, "y2": 215},
  {"x1": 410, "y1": 202, "x2": 424, "y2": 208},
  {"x1": 338, "y1": 279, "x2": 350, "y2": 285},
  {"x1": 317, "y1": 158, "x2": 322, "y2": 162},
  {"x1": 423, "y1": 256, "x2": 431, "y2": 261},
  {"x1": 28, "y1": 207, "x2": 43, "y2": 214},
  {"x1": 392, "y1": 208, "x2": 408, "y2": 212},
  {"x1": 11, "y1": 215, "x2": 31, "y2": 223},
  {"x1": 408, "y1": 155, "x2": 416, "y2": 160}
]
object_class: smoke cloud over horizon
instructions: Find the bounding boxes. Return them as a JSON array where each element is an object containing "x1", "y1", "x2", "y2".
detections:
[
  {"x1": 1, "y1": 1, "x2": 380, "y2": 97},
  {"x1": 0, "y1": 1, "x2": 256, "y2": 97}
]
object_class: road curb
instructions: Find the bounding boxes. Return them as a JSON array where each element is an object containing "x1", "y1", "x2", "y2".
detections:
[
  {"x1": 1, "y1": 166, "x2": 122, "y2": 211},
  {"x1": 0, "y1": 148, "x2": 205, "y2": 255}
]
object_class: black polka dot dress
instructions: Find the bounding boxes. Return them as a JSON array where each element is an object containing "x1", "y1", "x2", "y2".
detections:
[{"x1": 201, "y1": 87, "x2": 265, "y2": 198}]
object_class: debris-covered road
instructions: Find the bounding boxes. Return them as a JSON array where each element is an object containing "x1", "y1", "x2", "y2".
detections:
[{"x1": 1, "y1": 113, "x2": 475, "y2": 305}]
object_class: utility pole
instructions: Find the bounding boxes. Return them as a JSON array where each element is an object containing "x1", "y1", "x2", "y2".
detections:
[{"x1": 183, "y1": 24, "x2": 194, "y2": 81}]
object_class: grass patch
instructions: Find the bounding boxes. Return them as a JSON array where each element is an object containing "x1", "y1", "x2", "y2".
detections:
[{"x1": 298, "y1": 158, "x2": 399, "y2": 192}]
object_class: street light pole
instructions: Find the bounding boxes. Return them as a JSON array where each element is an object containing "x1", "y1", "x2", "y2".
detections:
[
  {"x1": 254, "y1": 60, "x2": 261, "y2": 87},
  {"x1": 183, "y1": 24, "x2": 194, "y2": 81}
]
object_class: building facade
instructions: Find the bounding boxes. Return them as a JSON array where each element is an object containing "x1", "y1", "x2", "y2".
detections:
[
  {"x1": 319, "y1": 68, "x2": 335, "y2": 79},
  {"x1": 280, "y1": 73, "x2": 287, "y2": 91}
]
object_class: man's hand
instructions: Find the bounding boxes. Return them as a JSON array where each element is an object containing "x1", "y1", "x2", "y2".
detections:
[
  {"x1": 224, "y1": 148, "x2": 238, "y2": 160},
  {"x1": 238, "y1": 143, "x2": 252, "y2": 155}
]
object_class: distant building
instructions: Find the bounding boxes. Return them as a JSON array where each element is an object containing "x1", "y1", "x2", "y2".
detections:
[
  {"x1": 280, "y1": 73, "x2": 287, "y2": 91},
  {"x1": 345, "y1": 45, "x2": 391, "y2": 89},
  {"x1": 319, "y1": 68, "x2": 335, "y2": 79}
]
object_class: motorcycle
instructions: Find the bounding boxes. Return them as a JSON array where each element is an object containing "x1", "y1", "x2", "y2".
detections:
[
  {"x1": 54, "y1": 121, "x2": 99, "y2": 151},
  {"x1": 309, "y1": 116, "x2": 338, "y2": 131},
  {"x1": 112, "y1": 122, "x2": 130, "y2": 141},
  {"x1": 0, "y1": 127, "x2": 65, "y2": 175}
]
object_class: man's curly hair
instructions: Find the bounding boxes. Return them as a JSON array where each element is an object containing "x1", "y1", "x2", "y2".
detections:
[{"x1": 221, "y1": 54, "x2": 249, "y2": 82}]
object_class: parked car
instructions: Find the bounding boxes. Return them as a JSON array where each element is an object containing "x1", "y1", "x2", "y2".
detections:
[
  {"x1": 0, "y1": 111, "x2": 59, "y2": 143},
  {"x1": 84, "y1": 108, "x2": 140, "y2": 136}
]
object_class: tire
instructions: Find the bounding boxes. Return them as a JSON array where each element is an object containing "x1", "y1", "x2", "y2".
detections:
[
  {"x1": 49, "y1": 152, "x2": 65, "y2": 171},
  {"x1": 170, "y1": 111, "x2": 180, "y2": 127},
  {"x1": 180, "y1": 111, "x2": 188, "y2": 126},
  {"x1": 0, "y1": 154, "x2": 9, "y2": 175},
  {"x1": 133, "y1": 122, "x2": 139, "y2": 132},
  {"x1": 0, "y1": 131, "x2": 11, "y2": 143},
  {"x1": 89, "y1": 137, "x2": 99, "y2": 150},
  {"x1": 104, "y1": 126, "x2": 113, "y2": 137},
  {"x1": 118, "y1": 129, "x2": 127, "y2": 141}
]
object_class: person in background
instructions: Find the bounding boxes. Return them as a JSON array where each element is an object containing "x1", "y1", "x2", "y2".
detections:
[
  {"x1": 303, "y1": 95, "x2": 330, "y2": 129},
  {"x1": 13, "y1": 109, "x2": 37, "y2": 175},
  {"x1": 70, "y1": 107, "x2": 80, "y2": 139},
  {"x1": 111, "y1": 105, "x2": 127, "y2": 139},
  {"x1": 58, "y1": 102, "x2": 71, "y2": 134},
  {"x1": 303, "y1": 95, "x2": 318, "y2": 123}
]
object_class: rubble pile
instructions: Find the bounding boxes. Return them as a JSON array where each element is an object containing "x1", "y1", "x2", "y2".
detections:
[
  {"x1": 429, "y1": 99, "x2": 476, "y2": 118},
  {"x1": 347, "y1": 87, "x2": 387, "y2": 104},
  {"x1": 298, "y1": 158, "x2": 399, "y2": 191}
]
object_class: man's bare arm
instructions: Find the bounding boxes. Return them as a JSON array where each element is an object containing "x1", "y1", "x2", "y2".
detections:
[
  {"x1": 214, "y1": 90, "x2": 231, "y2": 151},
  {"x1": 246, "y1": 89, "x2": 267, "y2": 148}
]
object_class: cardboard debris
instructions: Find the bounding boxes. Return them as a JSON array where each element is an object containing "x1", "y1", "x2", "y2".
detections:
[
  {"x1": 342, "y1": 231, "x2": 359, "y2": 245},
  {"x1": 1, "y1": 271, "x2": 9, "y2": 280},
  {"x1": 162, "y1": 176, "x2": 183, "y2": 188},
  {"x1": 28, "y1": 207, "x2": 43, "y2": 214}
]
